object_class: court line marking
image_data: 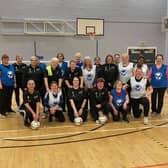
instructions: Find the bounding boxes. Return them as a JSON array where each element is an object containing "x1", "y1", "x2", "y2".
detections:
[
  {"x1": 0, "y1": 121, "x2": 168, "y2": 148},
  {"x1": 1, "y1": 124, "x2": 168, "y2": 141},
  {"x1": 0, "y1": 118, "x2": 168, "y2": 133},
  {"x1": 132, "y1": 162, "x2": 168, "y2": 168}
]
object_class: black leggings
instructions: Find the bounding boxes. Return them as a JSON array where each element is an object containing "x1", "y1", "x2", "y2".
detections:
[
  {"x1": 67, "y1": 102, "x2": 88, "y2": 122},
  {"x1": 130, "y1": 97, "x2": 149, "y2": 118},
  {"x1": 0, "y1": 85, "x2": 13, "y2": 115},
  {"x1": 49, "y1": 110, "x2": 65, "y2": 122},
  {"x1": 106, "y1": 104, "x2": 128, "y2": 121},
  {"x1": 151, "y1": 87, "x2": 166, "y2": 114}
]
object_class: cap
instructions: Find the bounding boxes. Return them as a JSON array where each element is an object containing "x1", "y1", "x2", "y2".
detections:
[{"x1": 97, "y1": 77, "x2": 105, "y2": 83}]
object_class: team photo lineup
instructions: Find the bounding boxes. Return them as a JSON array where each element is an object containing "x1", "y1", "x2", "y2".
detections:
[{"x1": 0, "y1": 52, "x2": 167, "y2": 129}]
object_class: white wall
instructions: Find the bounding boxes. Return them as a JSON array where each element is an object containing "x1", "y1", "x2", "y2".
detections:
[{"x1": 0, "y1": 0, "x2": 166, "y2": 62}]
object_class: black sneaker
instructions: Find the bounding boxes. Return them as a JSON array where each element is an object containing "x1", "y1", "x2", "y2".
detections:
[
  {"x1": 19, "y1": 109, "x2": 26, "y2": 119},
  {"x1": 123, "y1": 116, "x2": 129, "y2": 123},
  {"x1": 48, "y1": 115, "x2": 53, "y2": 122},
  {"x1": 8, "y1": 108, "x2": 15, "y2": 113},
  {"x1": 24, "y1": 120, "x2": 30, "y2": 127}
]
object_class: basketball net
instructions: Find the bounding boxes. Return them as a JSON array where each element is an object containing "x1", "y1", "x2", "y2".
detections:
[{"x1": 87, "y1": 32, "x2": 96, "y2": 40}]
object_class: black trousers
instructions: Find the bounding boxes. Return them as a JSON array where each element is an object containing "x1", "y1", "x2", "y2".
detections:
[
  {"x1": 0, "y1": 85, "x2": 13, "y2": 115},
  {"x1": 130, "y1": 97, "x2": 149, "y2": 118},
  {"x1": 106, "y1": 104, "x2": 128, "y2": 121},
  {"x1": 90, "y1": 102, "x2": 108, "y2": 121},
  {"x1": 151, "y1": 87, "x2": 166, "y2": 114},
  {"x1": 49, "y1": 109, "x2": 65, "y2": 122},
  {"x1": 67, "y1": 103, "x2": 88, "y2": 122},
  {"x1": 19, "y1": 105, "x2": 36, "y2": 123},
  {"x1": 14, "y1": 85, "x2": 24, "y2": 106}
]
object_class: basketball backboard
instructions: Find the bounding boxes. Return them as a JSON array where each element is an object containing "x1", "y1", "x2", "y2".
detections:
[{"x1": 76, "y1": 18, "x2": 104, "y2": 36}]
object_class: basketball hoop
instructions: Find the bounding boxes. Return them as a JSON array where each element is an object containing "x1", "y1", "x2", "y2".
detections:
[{"x1": 87, "y1": 32, "x2": 96, "y2": 40}]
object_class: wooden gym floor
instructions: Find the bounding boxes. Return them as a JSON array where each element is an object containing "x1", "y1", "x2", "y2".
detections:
[{"x1": 0, "y1": 92, "x2": 168, "y2": 168}]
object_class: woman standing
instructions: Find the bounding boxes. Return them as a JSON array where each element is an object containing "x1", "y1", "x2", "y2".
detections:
[
  {"x1": 13, "y1": 54, "x2": 27, "y2": 107},
  {"x1": 82, "y1": 56, "x2": 96, "y2": 89},
  {"x1": 101, "y1": 54, "x2": 119, "y2": 91},
  {"x1": 134, "y1": 55, "x2": 148, "y2": 76},
  {"x1": 0, "y1": 54, "x2": 16, "y2": 117},
  {"x1": 147, "y1": 54, "x2": 168, "y2": 115},
  {"x1": 44, "y1": 57, "x2": 62, "y2": 92}
]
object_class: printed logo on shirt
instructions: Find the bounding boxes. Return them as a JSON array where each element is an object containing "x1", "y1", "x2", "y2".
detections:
[
  {"x1": 155, "y1": 72, "x2": 162, "y2": 80},
  {"x1": 7, "y1": 71, "x2": 13, "y2": 78},
  {"x1": 116, "y1": 99, "x2": 123, "y2": 107},
  {"x1": 135, "y1": 84, "x2": 142, "y2": 91},
  {"x1": 86, "y1": 73, "x2": 93, "y2": 81},
  {"x1": 120, "y1": 69, "x2": 127, "y2": 76}
]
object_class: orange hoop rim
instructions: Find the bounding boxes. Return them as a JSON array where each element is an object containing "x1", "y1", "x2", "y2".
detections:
[{"x1": 87, "y1": 32, "x2": 96, "y2": 36}]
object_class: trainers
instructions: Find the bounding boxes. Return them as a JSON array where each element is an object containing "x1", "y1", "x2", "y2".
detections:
[
  {"x1": 8, "y1": 108, "x2": 15, "y2": 113},
  {"x1": 96, "y1": 120, "x2": 100, "y2": 124},
  {"x1": 42, "y1": 113, "x2": 48, "y2": 119},
  {"x1": 144, "y1": 117, "x2": 149, "y2": 125},
  {"x1": 123, "y1": 116, "x2": 129, "y2": 123},
  {"x1": 0, "y1": 114, "x2": 6, "y2": 118},
  {"x1": 48, "y1": 115, "x2": 53, "y2": 122},
  {"x1": 19, "y1": 109, "x2": 26, "y2": 119},
  {"x1": 24, "y1": 120, "x2": 30, "y2": 127}
]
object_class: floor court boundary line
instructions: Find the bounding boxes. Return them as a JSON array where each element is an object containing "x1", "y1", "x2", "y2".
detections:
[
  {"x1": 2, "y1": 123, "x2": 168, "y2": 141},
  {"x1": 0, "y1": 118, "x2": 168, "y2": 134},
  {"x1": 132, "y1": 162, "x2": 168, "y2": 168},
  {"x1": 1, "y1": 121, "x2": 168, "y2": 148}
]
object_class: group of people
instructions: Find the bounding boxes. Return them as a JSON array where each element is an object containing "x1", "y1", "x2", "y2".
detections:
[{"x1": 0, "y1": 52, "x2": 167, "y2": 128}]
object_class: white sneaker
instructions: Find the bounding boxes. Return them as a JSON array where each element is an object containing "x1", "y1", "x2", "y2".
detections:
[
  {"x1": 0, "y1": 114, "x2": 6, "y2": 118},
  {"x1": 96, "y1": 120, "x2": 100, "y2": 124},
  {"x1": 144, "y1": 117, "x2": 149, "y2": 125}
]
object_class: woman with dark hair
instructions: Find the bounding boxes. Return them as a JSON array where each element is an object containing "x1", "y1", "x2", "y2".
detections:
[
  {"x1": 64, "y1": 60, "x2": 83, "y2": 89},
  {"x1": 19, "y1": 80, "x2": 41, "y2": 127},
  {"x1": 67, "y1": 77, "x2": 88, "y2": 124},
  {"x1": 147, "y1": 54, "x2": 168, "y2": 115},
  {"x1": 90, "y1": 78, "x2": 109, "y2": 123},
  {"x1": 101, "y1": 54, "x2": 119, "y2": 91},
  {"x1": 134, "y1": 54, "x2": 148, "y2": 76}
]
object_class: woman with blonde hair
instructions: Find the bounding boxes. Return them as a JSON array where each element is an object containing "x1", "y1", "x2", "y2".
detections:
[
  {"x1": 44, "y1": 57, "x2": 62, "y2": 92},
  {"x1": 82, "y1": 56, "x2": 96, "y2": 90},
  {"x1": 107, "y1": 80, "x2": 129, "y2": 122}
]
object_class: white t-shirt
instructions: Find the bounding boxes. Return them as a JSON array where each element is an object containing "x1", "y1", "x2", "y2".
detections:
[
  {"x1": 82, "y1": 65, "x2": 96, "y2": 88},
  {"x1": 130, "y1": 77, "x2": 147, "y2": 99},
  {"x1": 118, "y1": 62, "x2": 134, "y2": 84}
]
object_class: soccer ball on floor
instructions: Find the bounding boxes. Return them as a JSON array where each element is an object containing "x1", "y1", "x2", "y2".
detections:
[
  {"x1": 74, "y1": 117, "x2": 83, "y2": 126},
  {"x1": 31, "y1": 120, "x2": 40, "y2": 130},
  {"x1": 98, "y1": 115, "x2": 107, "y2": 124}
]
